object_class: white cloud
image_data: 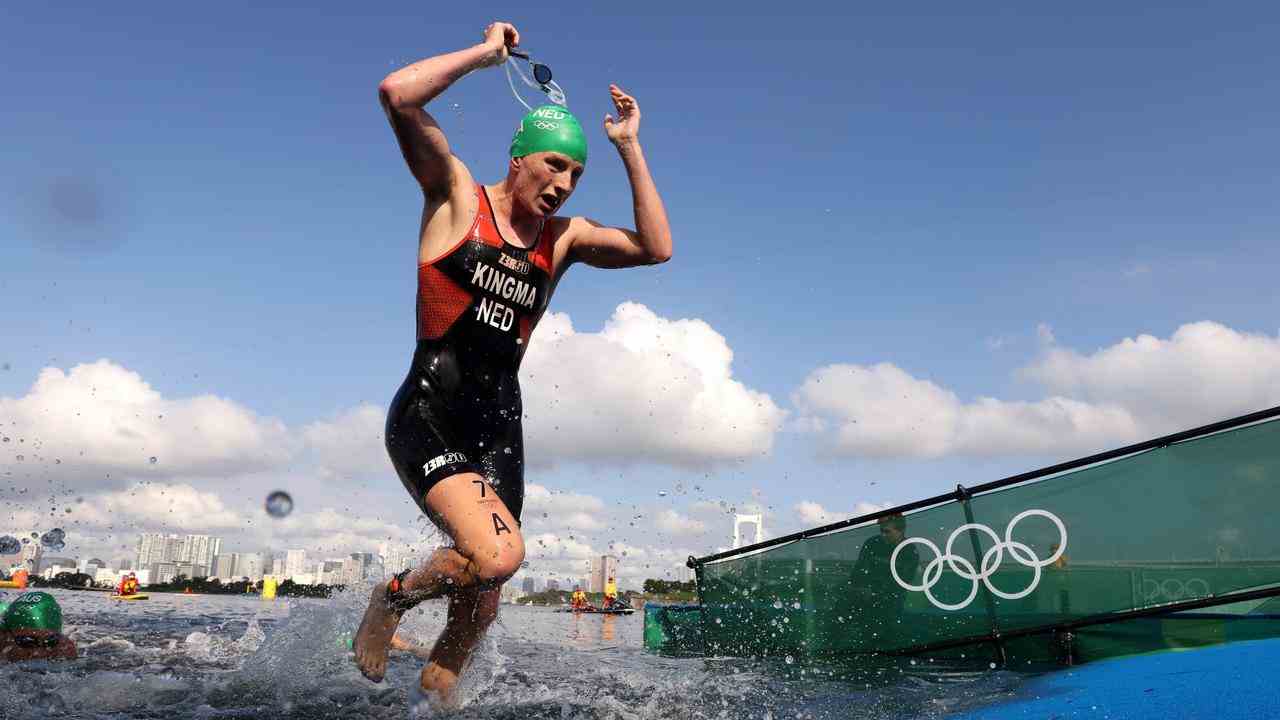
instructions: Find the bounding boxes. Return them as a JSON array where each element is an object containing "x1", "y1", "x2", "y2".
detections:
[
  {"x1": 794, "y1": 500, "x2": 892, "y2": 527},
  {"x1": 93, "y1": 483, "x2": 244, "y2": 529},
  {"x1": 521, "y1": 483, "x2": 607, "y2": 532},
  {"x1": 520, "y1": 303, "x2": 785, "y2": 467},
  {"x1": 795, "y1": 321, "x2": 1280, "y2": 459},
  {"x1": 794, "y1": 500, "x2": 837, "y2": 525},
  {"x1": 301, "y1": 404, "x2": 390, "y2": 480},
  {"x1": 0, "y1": 360, "x2": 293, "y2": 485},
  {"x1": 653, "y1": 509, "x2": 707, "y2": 536},
  {"x1": 1022, "y1": 321, "x2": 1280, "y2": 429},
  {"x1": 793, "y1": 361, "x2": 1140, "y2": 458}
]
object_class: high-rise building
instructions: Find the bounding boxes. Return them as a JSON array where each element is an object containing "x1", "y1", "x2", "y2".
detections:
[
  {"x1": 499, "y1": 583, "x2": 523, "y2": 604},
  {"x1": 285, "y1": 550, "x2": 307, "y2": 580},
  {"x1": 378, "y1": 543, "x2": 414, "y2": 575},
  {"x1": 237, "y1": 553, "x2": 263, "y2": 581},
  {"x1": 164, "y1": 536, "x2": 184, "y2": 564},
  {"x1": 179, "y1": 535, "x2": 222, "y2": 570},
  {"x1": 340, "y1": 553, "x2": 375, "y2": 585},
  {"x1": 136, "y1": 533, "x2": 178, "y2": 571},
  {"x1": 153, "y1": 562, "x2": 178, "y2": 584},
  {"x1": 589, "y1": 555, "x2": 619, "y2": 593},
  {"x1": 213, "y1": 553, "x2": 236, "y2": 578},
  {"x1": 271, "y1": 557, "x2": 286, "y2": 577},
  {"x1": 320, "y1": 559, "x2": 345, "y2": 585},
  {"x1": 521, "y1": 576, "x2": 535, "y2": 594},
  {"x1": 135, "y1": 533, "x2": 221, "y2": 574},
  {"x1": 545, "y1": 579, "x2": 560, "y2": 591}
]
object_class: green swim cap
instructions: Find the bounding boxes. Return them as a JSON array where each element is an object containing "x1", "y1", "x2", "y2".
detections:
[
  {"x1": 510, "y1": 105, "x2": 587, "y2": 165},
  {"x1": 2, "y1": 591, "x2": 62, "y2": 632}
]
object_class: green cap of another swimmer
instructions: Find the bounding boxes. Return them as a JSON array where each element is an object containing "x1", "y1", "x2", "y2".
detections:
[
  {"x1": 2, "y1": 591, "x2": 62, "y2": 632},
  {"x1": 510, "y1": 105, "x2": 587, "y2": 165}
]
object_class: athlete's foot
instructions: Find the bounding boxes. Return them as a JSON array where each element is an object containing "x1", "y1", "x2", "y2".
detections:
[
  {"x1": 353, "y1": 583, "x2": 401, "y2": 682},
  {"x1": 418, "y1": 662, "x2": 462, "y2": 709}
]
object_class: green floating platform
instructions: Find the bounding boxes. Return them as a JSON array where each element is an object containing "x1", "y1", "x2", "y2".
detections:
[{"x1": 670, "y1": 410, "x2": 1280, "y2": 669}]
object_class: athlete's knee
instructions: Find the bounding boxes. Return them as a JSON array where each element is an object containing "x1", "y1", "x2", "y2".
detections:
[{"x1": 468, "y1": 533, "x2": 525, "y2": 586}]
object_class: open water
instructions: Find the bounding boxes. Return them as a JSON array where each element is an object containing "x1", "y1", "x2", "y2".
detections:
[{"x1": 0, "y1": 587, "x2": 1031, "y2": 719}]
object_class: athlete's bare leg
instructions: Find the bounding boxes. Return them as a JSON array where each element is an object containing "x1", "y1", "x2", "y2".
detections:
[
  {"x1": 353, "y1": 472, "x2": 523, "y2": 682},
  {"x1": 418, "y1": 584, "x2": 501, "y2": 703}
]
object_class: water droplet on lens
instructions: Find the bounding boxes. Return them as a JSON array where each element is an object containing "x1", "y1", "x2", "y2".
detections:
[
  {"x1": 149, "y1": 456, "x2": 157, "y2": 464},
  {"x1": 520, "y1": 561, "x2": 529, "y2": 568},
  {"x1": 658, "y1": 491, "x2": 667, "y2": 497},
  {"x1": 40, "y1": 528, "x2": 66, "y2": 551},
  {"x1": 0, "y1": 535, "x2": 20, "y2": 554},
  {"x1": 772, "y1": 600, "x2": 783, "y2": 609},
  {"x1": 784, "y1": 655, "x2": 794, "y2": 664},
  {"x1": 792, "y1": 602, "x2": 801, "y2": 609},
  {"x1": 264, "y1": 490, "x2": 294, "y2": 518}
]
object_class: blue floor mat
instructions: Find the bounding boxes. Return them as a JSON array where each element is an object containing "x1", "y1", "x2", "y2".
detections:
[{"x1": 950, "y1": 638, "x2": 1280, "y2": 719}]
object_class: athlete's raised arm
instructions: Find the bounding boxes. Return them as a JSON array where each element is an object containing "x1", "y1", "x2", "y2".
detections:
[
  {"x1": 569, "y1": 85, "x2": 673, "y2": 268},
  {"x1": 378, "y1": 23, "x2": 518, "y2": 198}
]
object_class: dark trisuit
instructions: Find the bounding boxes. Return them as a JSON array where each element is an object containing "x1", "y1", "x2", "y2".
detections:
[{"x1": 386, "y1": 184, "x2": 558, "y2": 522}]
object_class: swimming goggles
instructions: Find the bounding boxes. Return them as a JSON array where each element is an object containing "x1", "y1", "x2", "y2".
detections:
[
  {"x1": 504, "y1": 47, "x2": 567, "y2": 109},
  {"x1": 13, "y1": 633, "x2": 62, "y2": 649}
]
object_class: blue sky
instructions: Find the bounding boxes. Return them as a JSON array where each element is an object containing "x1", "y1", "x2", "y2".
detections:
[{"x1": 3, "y1": 3, "x2": 1280, "y2": 583}]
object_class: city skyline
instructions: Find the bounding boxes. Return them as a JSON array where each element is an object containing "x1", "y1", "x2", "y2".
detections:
[{"x1": 3, "y1": 529, "x2": 658, "y2": 593}]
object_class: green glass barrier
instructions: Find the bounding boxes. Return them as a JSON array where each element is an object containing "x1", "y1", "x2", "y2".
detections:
[{"x1": 695, "y1": 416, "x2": 1280, "y2": 663}]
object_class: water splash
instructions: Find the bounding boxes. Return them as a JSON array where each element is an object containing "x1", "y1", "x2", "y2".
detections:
[{"x1": 0, "y1": 589, "x2": 1026, "y2": 720}]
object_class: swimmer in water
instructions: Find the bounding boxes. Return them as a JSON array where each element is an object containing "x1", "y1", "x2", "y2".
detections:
[
  {"x1": 0, "y1": 591, "x2": 77, "y2": 662},
  {"x1": 352, "y1": 20, "x2": 671, "y2": 703}
]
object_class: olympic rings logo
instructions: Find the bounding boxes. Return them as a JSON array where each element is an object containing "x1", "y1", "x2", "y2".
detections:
[
  {"x1": 533, "y1": 120, "x2": 560, "y2": 131},
  {"x1": 890, "y1": 509, "x2": 1067, "y2": 611},
  {"x1": 1142, "y1": 577, "x2": 1210, "y2": 604}
]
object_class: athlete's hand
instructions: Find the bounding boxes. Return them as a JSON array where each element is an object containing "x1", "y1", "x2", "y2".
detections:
[
  {"x1": 481, "y1": 21, "x2": 520, "y2": 66},
  {"x1": 603, "y1": 84, "x2": 641, "y2": 147}
]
